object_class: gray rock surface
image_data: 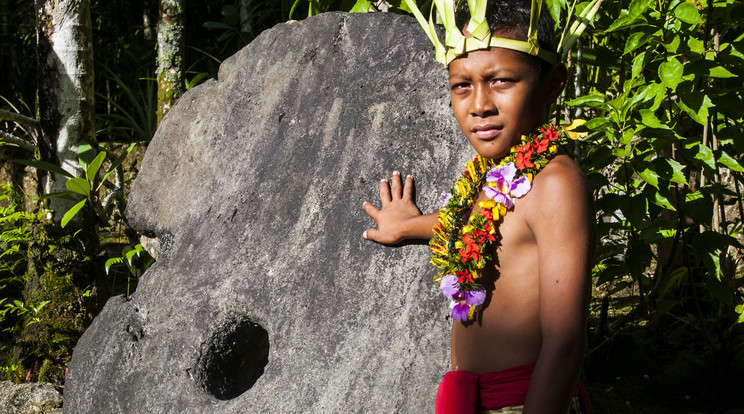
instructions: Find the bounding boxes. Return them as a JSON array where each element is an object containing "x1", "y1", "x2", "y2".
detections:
[
  {"x1": 0, "y1": 381, "x2": 63, "y2": 414},
  {"x1": 64, "y1": 12, "x2": 474, "y2": 413}
]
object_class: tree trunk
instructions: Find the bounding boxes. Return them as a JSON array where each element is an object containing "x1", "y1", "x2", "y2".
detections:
[
  {"x1": 34, "y1": 0, "x2": 95, "y2": 220},
  {"x1": 156, "y1": 0, "x2": 184, "y2": 125}
]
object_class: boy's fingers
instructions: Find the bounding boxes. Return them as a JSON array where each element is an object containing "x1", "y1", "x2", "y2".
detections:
[
  {"x1": 362, "y1": 228, "x2": 378, "y2": 242},
  {"x1": 379, "y1": 179, "x2": 391, "y2": 206},
  {"x1": 402, "y1": 174, "x2": 414, "y2": 200},
  {"x1": 362, "y1": 201, "x2": 380, "y2": 220},
  {"x1": 390, "y1": 171, "x2": 402, "y2": 199}
]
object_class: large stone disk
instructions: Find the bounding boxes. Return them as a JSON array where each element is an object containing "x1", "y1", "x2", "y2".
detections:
[{"x1": 64, "y1": 12, "x2": 472, "y2": 413}]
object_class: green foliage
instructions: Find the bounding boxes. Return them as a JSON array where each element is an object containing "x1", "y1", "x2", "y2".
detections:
[
  {"x1": 561, "y1": 0, "x2": 744, "y2": 395},
  {"x1": 105, "y1": 244, "x2": 154, "y2": 297}
]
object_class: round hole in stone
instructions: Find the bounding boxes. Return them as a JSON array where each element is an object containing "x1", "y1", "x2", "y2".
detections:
[{"x1": 194, "y1": 317, "x2": 269, "y2": 400}]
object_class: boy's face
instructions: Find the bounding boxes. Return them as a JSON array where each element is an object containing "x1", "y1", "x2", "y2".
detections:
[{"x1": 448, "y1": 46, "x2": 562, "y2": 160}]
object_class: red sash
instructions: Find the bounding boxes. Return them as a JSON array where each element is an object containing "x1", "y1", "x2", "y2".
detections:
[{"x1": 434, "y1": 362, "x2": 593, "y2": 413}]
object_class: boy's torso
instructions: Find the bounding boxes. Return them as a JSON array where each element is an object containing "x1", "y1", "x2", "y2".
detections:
[{"x1": 450, "y1": 155, "x2": 578, "y2": 374}]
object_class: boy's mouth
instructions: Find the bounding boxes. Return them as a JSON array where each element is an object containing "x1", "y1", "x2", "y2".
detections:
[{"x1": 472, "y1": 124, "x2": 502, "y2": 140}]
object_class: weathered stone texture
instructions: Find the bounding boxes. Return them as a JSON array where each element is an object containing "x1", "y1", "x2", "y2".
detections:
[
  {"x1": 64, "y1": 12, "x2": 473, "y2": 413},
  {"x1": 0, "y1": 381, "x2": 63, "y2": 414}
]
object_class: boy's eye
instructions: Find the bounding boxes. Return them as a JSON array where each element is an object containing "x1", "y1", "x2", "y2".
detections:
[
  {"x1": 491, "y1": 78, "x2": 513, "y2": 87},
  {"x1": 450, "y1": 82, "x2": 470, "y2": 91}
]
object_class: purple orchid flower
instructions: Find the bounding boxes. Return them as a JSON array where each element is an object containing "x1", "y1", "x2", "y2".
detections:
[
  {"x1": 440, "y1": 274, "x2": 487, "y2": 322},
  {"x1": 439, "y1": 191, "x2": 452, "y2": 206},
  {"x1": 484, "y1": 162, "x2": 531, "y2": 209}
]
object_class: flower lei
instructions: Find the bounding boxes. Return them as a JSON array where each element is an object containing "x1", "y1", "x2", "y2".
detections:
[{"x1": 430, "y1": 124, "x2": 570, "y2": 322}]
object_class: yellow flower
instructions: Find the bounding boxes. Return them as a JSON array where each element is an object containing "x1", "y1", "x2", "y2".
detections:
[
  {"x1": 549, "y1": 145, "x2": 557, "y2": 154},
  {"x1": 467, "y1": 162, "x2": 476, "y2": 179},
  {"x1": 526, "y1": 173, "x2": 533, "y2": 181},
  {"x1": 564, "y1": 119, "x2": 588, "y2": 140},
  {"x1": 463, "y1": 225, "x2": 474, "y2": 233},
  {"x1": 497, "y1": 205, "x2": 507, "y2": 216},
  {"x1": 479, "y1": 200, "x2": 496, "y2": 209}
]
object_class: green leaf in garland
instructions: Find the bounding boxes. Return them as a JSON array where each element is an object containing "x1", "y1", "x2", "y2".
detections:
[{"x1": 61, "y1": 199, "x2": 87, "y2": 228}]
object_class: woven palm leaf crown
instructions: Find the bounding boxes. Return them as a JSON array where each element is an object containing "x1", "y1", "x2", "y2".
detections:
[{"x1": 403, "y1": 0, "x2": 601, "y2": 66}]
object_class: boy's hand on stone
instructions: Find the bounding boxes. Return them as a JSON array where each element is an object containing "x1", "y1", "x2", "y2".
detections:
[{"x1": 362, "y1": 171, "x2": 423, "y2": 245}]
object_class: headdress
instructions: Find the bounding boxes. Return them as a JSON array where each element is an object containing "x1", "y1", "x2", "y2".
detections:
[{"x1": 403, "y1": 0, "x2": 602, "y2": 66}]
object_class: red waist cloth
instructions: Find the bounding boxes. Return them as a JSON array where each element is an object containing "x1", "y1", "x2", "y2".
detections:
[{"x1": 434, "y1": 362, "x2": 593, "y2": 414}]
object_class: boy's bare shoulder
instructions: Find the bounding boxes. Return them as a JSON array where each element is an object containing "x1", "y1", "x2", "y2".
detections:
[{"x1": 521, "y1": 154, "x2": 592, "y2": 224}]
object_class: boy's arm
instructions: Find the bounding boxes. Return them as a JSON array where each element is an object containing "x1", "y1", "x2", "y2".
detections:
[
  {"x1": 362, "y1": 171, "x2": 438, "y2": 244},
  {"x1": 522, "y1": 161, "x2": 594, "y2": 414}
]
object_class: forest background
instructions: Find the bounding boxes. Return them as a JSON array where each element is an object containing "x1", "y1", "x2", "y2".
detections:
[{"x1": 0, "y1": 0, "x2": 742, "y2": 412}]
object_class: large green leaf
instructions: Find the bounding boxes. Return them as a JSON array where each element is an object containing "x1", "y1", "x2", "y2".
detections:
[
  {"x1": 77, "y1": 143, "x2": 95, "y2": 169},
  {"x1": 348, "y1": 0, "x2": 371, "y2": 12},
  {"x1": 624, "y1": 32, "x2": 648, "y2": 55},
  {"x1": 12, "y1": 159, "x2": 73, "y2": 178},
  {"x1": 682, "y1": 190, "x2": 713, "y2": 226},
  {"x1": 636, "y1": 163, "x2": 660, "y2": 189},
  {"x1": 66, "y1": 177, "x2": 90, "y2": 197},
  {"x1": 652, "y1": 191, "x2": 676, "y2": 211},
  {"x1": 674, "y1": 1, "x2": 701, "y2": 25},
  {"x1": 86, "y1": 151, "x2": 106, "y2": 183},
  {"x1": 565, "y1": 94, "x2": 607, "y2": 108},
  {"x1": 717, "y1": 150, "x2": 744, "y2": 172},
  {"x1": 658, "y1": 57, "x2": 684, "y2": 90},
  {"x1": 677, "y1": 85, "x2": 714, "y2": 125},
  {"x1": 653, "y1": 157, "x2": 688, "y2": 186},
  {"x1": 61, "y1": 199, "x2": 87, "y2": 228},
  {"x1": 639, "y1": 109, "x2": 664, "y2": 128},
  {"x1": 98, "y1": 143, "x2": 136, "y2": 191},
  {"x1": 685, "y1": 142, "x2": 716, "y2": 170}
]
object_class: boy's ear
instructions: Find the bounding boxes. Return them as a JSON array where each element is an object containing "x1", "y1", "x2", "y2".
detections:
[{"x1": 546, "y1": 63, "x2": 568, "y2": 101}]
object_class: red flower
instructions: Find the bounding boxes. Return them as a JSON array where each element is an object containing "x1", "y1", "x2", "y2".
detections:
[
  {"x1": 458, "y1": 234, "x2": 482, "y2": 263},
  {"x1": 482, "y1": 209, "x2": 493, "y2": 222},
  {"x1": 540, "y1": 125, "x2": 559, "y2": 142},
  {"x1": 473, "y1": 229, "x2": 495, "y2": 243},
  {"x1": 515, "y1": 149, "x2": 534, "y2": 170},
  {"x1": 456, "y1": 270, "x2": 474, "y2": 283},
  {"x1": 535, "y1": 137, "x2": 550, "y2": 153}
]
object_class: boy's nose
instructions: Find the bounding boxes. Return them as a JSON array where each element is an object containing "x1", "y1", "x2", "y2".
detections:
[{"x1": 472, "y1": 85, "x2": 496, "y2": 116}]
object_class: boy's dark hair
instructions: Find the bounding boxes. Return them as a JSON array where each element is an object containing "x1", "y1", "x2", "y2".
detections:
[{"x1": 455, "y1": 0, "x2": 557, "y2": 75}]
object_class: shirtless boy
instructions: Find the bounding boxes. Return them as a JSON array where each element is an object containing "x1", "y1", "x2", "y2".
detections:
[{"x1": 362, "y1": 1, "x2": 595, "y2": 412}]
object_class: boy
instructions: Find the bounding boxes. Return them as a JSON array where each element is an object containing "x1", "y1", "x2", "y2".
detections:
[{"x1": 362, "y1": 1, "x2": 595, "y2": 413}]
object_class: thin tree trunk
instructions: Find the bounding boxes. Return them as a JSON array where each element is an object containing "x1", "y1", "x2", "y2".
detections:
[
  {"x1": 143, "y1": 0, "x2": 156, "y2": 41},
  {"x1": 239, "y1": 0, "x2": 251, "y2": 33},
  {"x1": 35, "y1": 0, "x2": 95, "y2": 220},
  {"x1": 156, "y1": 0, "x2": 184, "y2": 125}
]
